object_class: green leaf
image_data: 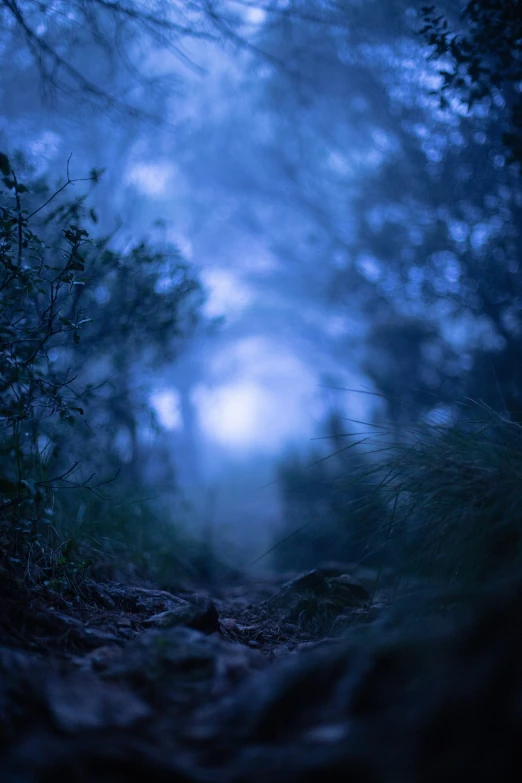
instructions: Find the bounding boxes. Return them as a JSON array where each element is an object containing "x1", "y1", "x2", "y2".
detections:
[
  {"x1": 0, "y1": 153, "x2": 10, "y2": 177},
  {"x1": 0, "y1": 477, "x2": 17, "y2": 495},
  {"x1": 89, "y1": 167, "x2": 105, "y2": 184}
]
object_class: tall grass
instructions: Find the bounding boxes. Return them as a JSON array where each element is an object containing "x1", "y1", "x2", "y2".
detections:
[
  {"x1": 352, "y1": 401, "x2": 522, "y2": 596},
  {"x1": 273, "y1": 399, "x2": 522, "y2": 605}
]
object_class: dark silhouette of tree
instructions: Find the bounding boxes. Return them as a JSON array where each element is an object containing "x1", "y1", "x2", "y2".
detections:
[
  {"x1": 0, "y1": 0, "x2": 269, "y2": 117},
  {"x1": 421, "y1": 0, "x2": 522, "y2": 163}
]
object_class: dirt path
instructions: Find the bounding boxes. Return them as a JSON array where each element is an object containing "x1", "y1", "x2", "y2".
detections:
[{"x1": 1, "y1": 566, "x2": 521, "y2": 782}]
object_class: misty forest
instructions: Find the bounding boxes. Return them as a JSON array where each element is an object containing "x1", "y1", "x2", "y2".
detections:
[{"x1": 1, "y1": 0, "x2": 522, "y2": 780}]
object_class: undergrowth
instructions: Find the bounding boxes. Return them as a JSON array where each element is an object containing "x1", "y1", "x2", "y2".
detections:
[
  {"x1": 0, "y1": 150, "x2": 215, "y2": 597},
  {"x1": 373, "y1": 402, "x2": 522, "y2": 594},
  {"x1": 275, "y1": 400, "x2": 522, "y2": 607}
]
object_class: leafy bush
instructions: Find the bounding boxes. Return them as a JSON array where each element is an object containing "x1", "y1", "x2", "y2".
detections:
[
  {"x1": 0, "y1": 152, "x2": 95, "y2": 576},
  {"x1": 0, "y1": 151, "x2": 208, "y2": 590}
]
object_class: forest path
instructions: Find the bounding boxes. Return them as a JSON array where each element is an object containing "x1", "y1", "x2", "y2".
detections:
[{"x1": 0, "y1": 565, "x2": 519, "y2": 782}]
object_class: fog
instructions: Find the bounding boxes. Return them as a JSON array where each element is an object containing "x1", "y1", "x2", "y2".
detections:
[{"x1": 1, "y1": 0, "x2": 520, "y2": 571}]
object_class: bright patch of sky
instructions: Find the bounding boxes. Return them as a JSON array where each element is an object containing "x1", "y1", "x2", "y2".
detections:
[
  {"x1": 126, "y1": 161, "x2": 175, "y2": 197},
  {"x1": 114, "y1": 427, "x2": 133, "y2": 463},
  {"x1": 325, "y1": 314, "x2": 351, "y2": 337},
  {"x1": 94, "y1": 285, "x2": 110, "y2": 305},
  {"x1": 242, "y1": 248, "x2": 277, "y2": 273},
  {"x1": 441, "y1": 312, "x2": 506, "y2": 353},
  {"x1": 352, "y1": 147, "x2": 387, "y2": 168},
  {"x1": 26, "y1": 131, "x2": 62, "y2": 174},
  {"x1": 244, "y1": 6, "x2": 266, "y2": 24},
  {"x1": 165, "y1": 229, "x2": 193, "y2": 259},
  {"x1": 154, "y1": 266, "x2": 187, "y2": 295},
  {"x1": 192, "y1": 337, "x2": 322, "y2": 452},
  {"x1": 194, "y1": 381, "x2": 275, "y2": 450},
  {"x1": 328, "y1": 151, "x2": 353, "y2": 176},
  {"x1": 431, "y1": 251, "x2": 461, "y2": 284},
  {"x1": 356, "y1": 253, "x2": 381, "y2": 282},
  {"x1": 150, "y1": 389, "x2": 182, "y2": 430},
  {"x1": 201, "y1": 268, "x2": 254, "y2": 318},
  {"x1": 448, "y1": 220, "x2": 470, "y2": 244}
]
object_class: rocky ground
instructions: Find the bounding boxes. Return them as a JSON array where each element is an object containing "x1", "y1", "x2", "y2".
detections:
[{"x1": 1, "y1": 562, "x2": 521, "y2": 782}]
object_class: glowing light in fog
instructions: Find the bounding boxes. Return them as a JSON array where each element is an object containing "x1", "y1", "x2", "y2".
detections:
[
  {"x1": 195, "y1": 382, "x2": 269, "y2": 448},
  {"x1": 202, "y1": 268, "x2": 253, "y2": 318},
  {"x1": 150, "y1": 390, "x2": 182, "y2": 430},
  {"x1": 126, "y1": 162, "x2": 174, "y2": 197},
  {"x1": 193, "y1": 339, "x2": 323, "y2": 452}
]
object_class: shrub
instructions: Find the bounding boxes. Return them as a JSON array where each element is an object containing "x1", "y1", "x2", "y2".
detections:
[
  {"x1": 0, "y1": 152, "x2": 94, "y2": 576},
  {"x1": 0, "y1": 151, "x2": 208, "y2": 591}
]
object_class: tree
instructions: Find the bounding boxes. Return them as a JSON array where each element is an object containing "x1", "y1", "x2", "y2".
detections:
[
  {"x1": 18, "y1": 158, "x2": 205, "y2": 485},
  {"x1": 248, "y1": 0, "x2": 522, "y2": 422},
  {"x1": 421, "y1": 0, "x2": 522, "y2": 164},
  {"x1": 0, "y1": 0, "x2": 247, "y2": 117}
]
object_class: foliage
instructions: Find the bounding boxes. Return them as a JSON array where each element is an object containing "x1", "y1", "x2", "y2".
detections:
[
  {"x1": 0, "y1": 154, "x2": 92, "y2": 429},
  {"x1": 0, "y1": 150, "x2": 207, "y2": 589},
  {"x1": 9, "y1": 152, "x2": 205, "y2": 488},
  {"x1": 366, "y1": 402, "x2": 522, "y2": 593},
  {"x1": 421, "y1": 0, "x2": 522, "y2": 164},
  {"x1": 274, "y1": 398, "x2": 522, "y2": 600},
  {"x1": 67, "y1": 492, "x2": 226, "y2": 590},
  {"x1": 0, "y1": 0, "x2": 268, "y2": 118},
  {"x1": 0, "y1": 151, "x2": 98, "y2": 574},
  {"x1": 274, "y1": 412, "x2": 390, "y2": 572}
]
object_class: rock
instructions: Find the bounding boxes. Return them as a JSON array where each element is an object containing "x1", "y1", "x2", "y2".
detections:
[
  {"x1": 85, "y1": 581, "x2": 190, "y2": 615},
  {"x1": 282, "y1": 569, "x2": 328, "y2": 594},
  {"x1": 326, "y1": 574, "x2": 370, "y2": 603},
  {"x1": 4, "y1": 575, "x2": 522, "y2": 783},
  {"x1": 366, "y1": 603, "x2": 386, "y2": 623},
  {"x1": 144, "y1": 594, "x2": 219, "y2": 634},
  {"x1": 0, "y1": 645, "x2": 151, "y2": 743},
  {"x1": 98, "y1": 626, "x2": 267, "y2": 702},
  {"x1": 266, "y1": 569, "x2": 370, "y2": 635},
  {"x1": 117, "y1": 627, "x2": 136, "y2": 640},
  {"x1": 220, "y1": 617, "x2": 238, "y2": 630},
  {"x1": 82, "y1": 627, "x2": 122, "y2": 645},
  {"x1": 45, "y1": 673, "x2": 151, "y2": 732},
  {"x1": 316, "y1": 561, "x2": 355, "y2": 576},
  {"x1": 81, "y1": 645, "x2": 122, "y2": 671}
]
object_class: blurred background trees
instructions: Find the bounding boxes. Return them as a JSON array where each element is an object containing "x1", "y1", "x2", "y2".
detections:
[{"x1": 1, "y1": 0, "x2": 521, "y2": 586}]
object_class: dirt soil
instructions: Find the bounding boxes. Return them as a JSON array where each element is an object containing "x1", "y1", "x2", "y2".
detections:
[{"x1": 1, "y1": 562, "x2": 521, "y2": 782}]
